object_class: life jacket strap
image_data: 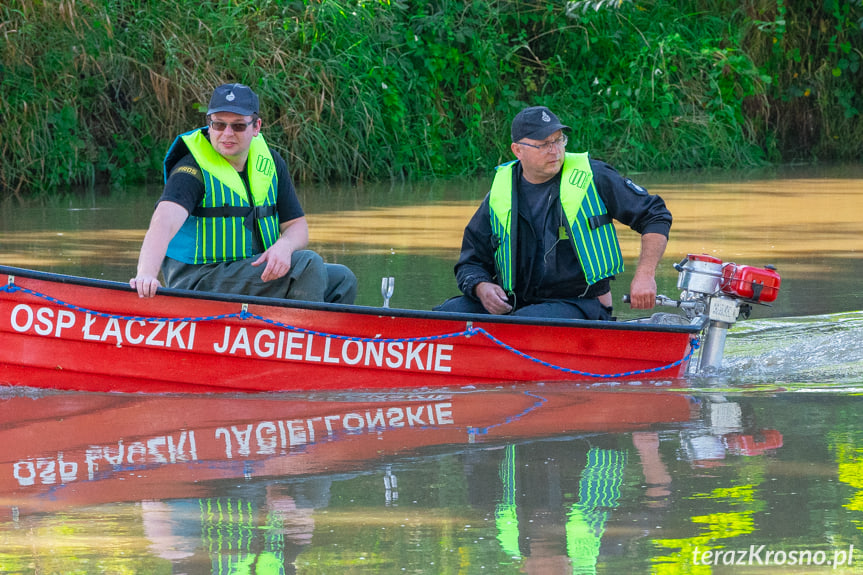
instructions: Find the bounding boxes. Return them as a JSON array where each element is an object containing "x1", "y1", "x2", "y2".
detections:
[
  {"x1": 191, "y1": 205, "x2": 278, "y2": 230},
  {"x1": 587, "y1": 213, "x2": 612, "y2": 230}
]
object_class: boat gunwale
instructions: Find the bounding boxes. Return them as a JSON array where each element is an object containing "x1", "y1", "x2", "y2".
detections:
[{"x1": 0, "y1": 264, "x2": 706, "y2": 335}]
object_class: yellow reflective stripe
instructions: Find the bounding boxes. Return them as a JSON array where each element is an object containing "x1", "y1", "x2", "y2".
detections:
[
  {"x1": 490, "y1": 210, "x2": 512, "y2": 291},
  {"x1": 255, "y1": 177, "x2": 275, "y2": 249},
  {"x1": 262, "y1": 177, "x2": 280, "y2": 245},
  {"x1": 582, "y1": 185, "x2": 605, "y2": 279},
  {"x1": 571, "y1": 209, "x2": 599, "y2": 281},
  {"x1": 489, "y1": 162, "x2": 515, "y2": 292},
  {"x1": 195, "y1": 213, "x2": 203, "y2": 263},
  {"x1": 219, "y1": 179, "x2": 227, "y2": 263},
  {"x1": 204, "y1": 171, "x2": 214, "y2": 263},
  {"x1": 583, "y1": 185, "x2": 605, "y2": 273},
  {"x1": 236, "y1": 211, "x2": 243, "y2": 262}
]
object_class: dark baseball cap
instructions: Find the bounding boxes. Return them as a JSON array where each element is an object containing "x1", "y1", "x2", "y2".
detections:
[
  {"x1": 207, "y1": 83, "x2": 259, "y2": 116},
  {"x1": 511, "y1": 106, "x2": 570, "y2": 142}
]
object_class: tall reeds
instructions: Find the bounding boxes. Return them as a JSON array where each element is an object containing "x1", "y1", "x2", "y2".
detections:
[{"x1": 1, "y1": 0, "x2": 861, "y2": 197}]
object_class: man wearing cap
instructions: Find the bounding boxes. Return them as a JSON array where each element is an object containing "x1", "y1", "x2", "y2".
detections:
[
  {"x1": 130, "y1": 83, "x2": 357, "y2": 303},
  {"x1": 435, "y1": 105, "x2": 671, "y2": 319}
]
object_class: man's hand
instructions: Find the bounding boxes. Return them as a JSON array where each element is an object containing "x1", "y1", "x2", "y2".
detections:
[
  {"x1": 129, "y1": 275, "x2": 162, "y2": 298},
  {"x1": 628, "y1": 232, "x2": 667, "y2": 310},
  {"x1": 252, "y1": 216, "x2": 310, "y2": 282},
  {"x1": 129, "y1": 201, "x2": 188, "y2": 298},
  {"x1": 251, "y1": 239, "x2": 294, "y2": 282},
  {"x1": 628, "y1": 272, "x2": 658, "y2": 309},
  {"x1": 475, "y1": 282, "x2": 513, "y2": 315}
]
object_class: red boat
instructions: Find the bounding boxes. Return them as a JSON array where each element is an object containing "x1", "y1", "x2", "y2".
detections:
[
  {"x1": 0, "y1": 387, "x2": 695, "y2": 515},
  {"x1": 0, "y1": 265, "x2": 706, "y2": 393},
  {"x1": 1, "y1": 256, "x2": 779, "y2": 393}
]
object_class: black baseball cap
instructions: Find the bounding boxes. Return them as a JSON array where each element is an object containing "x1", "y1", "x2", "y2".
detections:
[
  {"x1": 511, "y1": 106, "x2": 570, "y2": 142},
  {"x1": 207, "y1": 83, "x2": 259, "y2": 116}
]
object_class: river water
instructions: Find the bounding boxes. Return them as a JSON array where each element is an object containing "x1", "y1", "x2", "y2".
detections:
[{"x1": 1, "y1": 164, "x2": 863, "y2": 574}]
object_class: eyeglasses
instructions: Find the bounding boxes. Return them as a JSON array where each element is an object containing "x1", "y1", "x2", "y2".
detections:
[
  {"x1": 516, "y1": 134, "x2": 568, "y2": 153},
  {"x1": 208, "y1": 119, "x2": 255, "y2": 132}
]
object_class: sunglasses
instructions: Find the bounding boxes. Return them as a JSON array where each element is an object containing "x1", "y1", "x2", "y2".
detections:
[{"x1": 208, "y1": 119, "x2": 255, "y2": 132}]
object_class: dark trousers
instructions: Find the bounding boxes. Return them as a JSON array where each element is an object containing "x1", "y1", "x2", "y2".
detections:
[
  {"x1": 434, "y1": 295, "x2": 611, "y2": 321},
  {"x1": 162, "y1": 250, "x2": 357, "y2": 304}
]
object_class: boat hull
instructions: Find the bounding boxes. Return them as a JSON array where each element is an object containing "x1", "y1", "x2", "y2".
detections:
[{"x1": 0, "y1": 266, "x2": 701, "y2": 393}]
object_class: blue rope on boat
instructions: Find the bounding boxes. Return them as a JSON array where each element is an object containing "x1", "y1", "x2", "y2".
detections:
[
  {"x1": 0, "y1": 283, "x2": 241, "y2": 324},
  {"x1": 472, "y1": 326, "x2": 700, "y2": 379},
  {"x1": 1, "y1": 283, "x2": 699, "y2": 379}
]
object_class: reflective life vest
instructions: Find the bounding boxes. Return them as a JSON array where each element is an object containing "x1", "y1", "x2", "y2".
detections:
[
  {"x1": 488, "y1": 152, "x2": 624, "y2": 292},
  {"x1": 164, "y1": 129, "x2": 280, "y2": 264},
  {"x1": 199, "y1": 497, "x2": 284, "y2": 574},
  {"x1": 494, "y1": 444, "x2": 626, "y2": 567}
]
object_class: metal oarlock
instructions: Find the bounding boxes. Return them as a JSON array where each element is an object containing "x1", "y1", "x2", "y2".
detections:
[{"x1": 381, "y1": 276, "x2": 394, "y2": 308}]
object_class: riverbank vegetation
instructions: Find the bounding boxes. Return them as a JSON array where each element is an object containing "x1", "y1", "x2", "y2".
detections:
[{"x1": 1, "y1": 0, "x2": 861, "y2": 198}]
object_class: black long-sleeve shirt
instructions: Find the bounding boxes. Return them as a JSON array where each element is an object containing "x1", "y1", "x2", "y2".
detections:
[{"x1": 453, "y1": 158, "x2": 672, "y2": 305}]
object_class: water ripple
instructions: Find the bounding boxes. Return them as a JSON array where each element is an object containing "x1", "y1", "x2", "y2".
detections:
[{"x1": 708, "y1": 310, "x2": 863, "y2": 389}]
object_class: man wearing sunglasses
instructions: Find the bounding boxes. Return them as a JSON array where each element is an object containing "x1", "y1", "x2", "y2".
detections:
[
  {"x1": 435, "y1": 105, "x2": 671, "y2": 320},
  {"x1": 131, "y1": 83, "x2": 356, "y2": 303}
]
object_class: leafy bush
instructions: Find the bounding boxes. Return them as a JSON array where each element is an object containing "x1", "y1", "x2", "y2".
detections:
[{"x1": 1, "y1": 0, "x2": 860, "y2": 197}]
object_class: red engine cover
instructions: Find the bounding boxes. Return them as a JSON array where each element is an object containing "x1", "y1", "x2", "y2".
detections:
[
  {"x1": 724, "y1": 429, "x2": 784, "y2": 455},
  {"x1": 687, "y1": 253, "x2": 723, "y2": 264},
  {"x1": 720, "y1": 263, "x2": 781, "y2": 303}
]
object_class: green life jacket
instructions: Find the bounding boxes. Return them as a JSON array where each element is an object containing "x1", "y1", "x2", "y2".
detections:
[
  {"x1": 494, "y1": 445, "x2": 626, "y2": 566},
  {"x1": 495, "y1": 445, "x2": 521, "y2": 558},
  {"x1": 199, "y1": 497, "x2": 285, "y2": 575},
  {"x1": 566, "y1": 448, "x2": 627, "y2": 571},
  {"x1": 165, "y1": 129, "x2": 280, "y2": 264},
  {"x1": 488, "y1": 152, "x2": 624, "y2": 293}
]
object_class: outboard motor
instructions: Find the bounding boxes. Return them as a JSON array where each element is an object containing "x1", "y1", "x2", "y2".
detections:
[{"x1": 672, "y1": 254, "x2": 781, "y2": 373}]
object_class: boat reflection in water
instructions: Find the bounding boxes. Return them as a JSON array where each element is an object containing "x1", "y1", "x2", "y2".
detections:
[{"x1": 1, "y1": 385, "x2": 782, "y2": 573}]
